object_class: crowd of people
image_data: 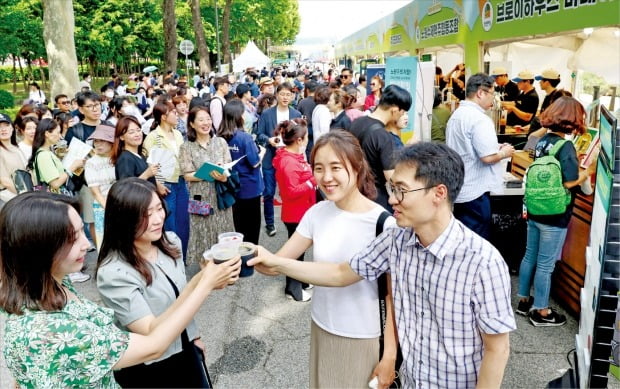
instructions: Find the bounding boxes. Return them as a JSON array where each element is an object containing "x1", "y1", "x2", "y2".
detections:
[{"x1": 0, "y1": 61, "x2": 597, "y2": 388}]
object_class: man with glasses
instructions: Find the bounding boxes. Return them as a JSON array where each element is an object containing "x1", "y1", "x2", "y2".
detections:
[
  {"x1": 340, "y1": 68, "x2": 353, "y2": 87},
  {"x1": 255, "y1": 82, "x2": 301, "y2": 237},
  {"x1": 53, "y1": 94, "x2": 72, "y2": 115},
  {"x1": 251, "y1": 142, "x2": 515, "y2": 389},
  {"x1": 65, "y1": 91, "x2": 113, "y2": 255},
  {"x1": 349, "y1": 84, "x2": 412, "y2": 212},
  {"x1": 446, "y1": 73, "x2": 515, "y2": 239}
]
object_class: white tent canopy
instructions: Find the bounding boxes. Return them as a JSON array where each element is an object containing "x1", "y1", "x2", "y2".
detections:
[{"x1": 233, "y1": 41, "x2": 271, "y2": 73}]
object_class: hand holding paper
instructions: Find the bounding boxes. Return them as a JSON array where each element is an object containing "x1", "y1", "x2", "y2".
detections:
[
  {"x1": 62, "y1": 138, "x2": 93, "y2": 174},
  {"x1": 146, "y1": 148, "x2": 176, "y2": 181}
]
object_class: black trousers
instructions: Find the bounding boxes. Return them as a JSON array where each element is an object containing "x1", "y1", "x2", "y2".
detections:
[
  {"x1": 454, "y1": 192, "x2": 491, "y2": 240},
  {"x1": 232, "y1": 195, "x2": 261, "y2": 245},
  {"x1": 283, "y1": 222, "x2": 307, "y2": 300},
  {"x1": 113, "y1": 331, "x2": 211, "y2": 388}
]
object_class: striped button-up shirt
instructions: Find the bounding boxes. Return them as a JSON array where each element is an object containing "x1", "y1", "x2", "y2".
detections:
[
  {"x1": 350, "y1": 217, "x2": 516, "y2": 389},
  {"x1": 446, "y1": 100, "x2": 504, "y2": 202}
]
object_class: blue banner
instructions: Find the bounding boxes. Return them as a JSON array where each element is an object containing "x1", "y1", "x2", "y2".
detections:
[{"x1": 386, "y1": 56, "x2": 418, "y2": 140}]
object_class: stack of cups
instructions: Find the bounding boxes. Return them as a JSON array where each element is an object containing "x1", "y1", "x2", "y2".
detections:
[{"x1": 203, "y1": 232, "x2": 256, "y2": 277}]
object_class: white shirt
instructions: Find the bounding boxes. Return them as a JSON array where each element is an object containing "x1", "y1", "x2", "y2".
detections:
[
  {"x1": 446, "y1": 100, "x2": 503, "y2": 202},
  {"x1": 311, "y1": 104, "x2": 331, "y2": 141},
  {"x1": 28, "y1": 90, "x2": 45, "y2": 104},
  {"x1": 297, "y1": 200, "x2": 396, "y2": 338},
  {"x1": 276, "y1": 106, "x2": 290, "y2": 125},
  {"x1": 17, "y1": 142, "x2": 32, "y2": 161}
]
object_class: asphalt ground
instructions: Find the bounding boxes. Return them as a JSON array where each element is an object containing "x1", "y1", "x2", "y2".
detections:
[{"x1": 2, "y1": 205, "x2": 619, "y2": 388}]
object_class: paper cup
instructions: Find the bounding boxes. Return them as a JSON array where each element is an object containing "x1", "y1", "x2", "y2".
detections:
[{"x1": 218, "y1": 232, "x2": 244, "y2": 243}]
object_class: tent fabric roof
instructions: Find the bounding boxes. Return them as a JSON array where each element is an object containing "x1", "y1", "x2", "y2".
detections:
[{"x1": 233, "y1": 41, "x2": 271, "y2": 72}]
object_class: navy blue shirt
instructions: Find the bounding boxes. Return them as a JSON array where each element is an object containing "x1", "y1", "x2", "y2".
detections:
[{"x1": 227, "y1": 130, "x2": 264, "y2": 199}]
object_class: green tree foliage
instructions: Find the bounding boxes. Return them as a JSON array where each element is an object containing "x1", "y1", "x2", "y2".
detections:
[
  {"x1": 1, "y1": 0, "x2": 300, "y2": 75},
  {"x1": 0, "y1": 0, "x2": 45, "y2": 61}
]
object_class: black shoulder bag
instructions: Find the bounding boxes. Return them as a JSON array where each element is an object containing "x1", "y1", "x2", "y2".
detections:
[{"x1": 376, "y1": 210, "x2": 403, "y2": 388}]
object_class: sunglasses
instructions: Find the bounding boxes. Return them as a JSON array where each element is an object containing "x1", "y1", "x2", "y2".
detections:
[
  {"x1": 59, "y1": 101, "x2": 70, "y2": 105},
  {"x1": 341, "y1": 75, "x2": 350, "y2": 79}
]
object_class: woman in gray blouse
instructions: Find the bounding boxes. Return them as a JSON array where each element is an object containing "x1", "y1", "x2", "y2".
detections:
[{"x1": 96, "y1": 177, "x2": 231, "y2": 388}]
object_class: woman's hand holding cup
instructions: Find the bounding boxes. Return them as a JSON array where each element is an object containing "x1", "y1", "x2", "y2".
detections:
[
  {"x1": 199, "y1": 255, "x2": 241, "y2": 289},
  {"x1": 247, "y1": 246, "x2": 280, "y2": 276}
]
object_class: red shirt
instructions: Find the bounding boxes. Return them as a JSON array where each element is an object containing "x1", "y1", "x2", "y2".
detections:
[{"x1": 273, "y1": 148, "x2": 316, "y2": 223}]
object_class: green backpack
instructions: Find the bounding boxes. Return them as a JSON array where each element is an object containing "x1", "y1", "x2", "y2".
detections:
[{"x1": 524, "y1": 139, "x2": 572, "y2": 216}]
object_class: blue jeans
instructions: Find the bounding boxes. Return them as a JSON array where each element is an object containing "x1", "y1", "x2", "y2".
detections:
[
  {"x1": 262, "y1": 166, "x2": 276, "y2": 226},
  {"x1": 517, "y1": 219, "x2": 568, "y2": 310},
  {"x1": 163, "y1": 178, "x2": 190, "y2": 260}
]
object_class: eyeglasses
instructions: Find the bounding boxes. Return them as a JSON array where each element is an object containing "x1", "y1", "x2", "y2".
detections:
[
  {"x1": 370, "y1": 83, "x2": 377, "y2": 86},
  {"x1": 82, "y1": 103, "x2": 101, "y2": 111},
  {"x1": 278, "y1": 93, "x2": 293, "y2": 98},
  {"x1": 126, "y1": 128, "x2": 143, "y2": 135},
  {"x1": 387, "y1": 183, "x2": 433, "y2": 203}
]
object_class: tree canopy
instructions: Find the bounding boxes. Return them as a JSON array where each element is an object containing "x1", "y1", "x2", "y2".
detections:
[{"x1": 1, "y1": 0, "x2": 300, "y2": 75}]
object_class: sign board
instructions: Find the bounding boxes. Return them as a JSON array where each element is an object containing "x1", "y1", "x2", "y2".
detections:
[
  {"x1": 386, "y1": 56, "x2": 418, "y2": 142},
  {"x1": 179, "y1": 40, "x2": 194, "y2": 55}
]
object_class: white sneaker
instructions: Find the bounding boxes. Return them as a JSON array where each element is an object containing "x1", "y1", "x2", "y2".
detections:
[
  {"x1": 303, "y1": 284, "x2": 314, "y2": 290},
  {"x1": 69, "y1": 272, "x2": 91, "y2": 283},
  {"x1": 286, "y1": 290, "x2": 311, "y2": 302}
]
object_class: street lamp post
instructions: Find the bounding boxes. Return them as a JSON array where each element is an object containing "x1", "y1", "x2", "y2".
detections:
[{"x1": 214, "y1": 0, "x2": 222, "y2": 74}]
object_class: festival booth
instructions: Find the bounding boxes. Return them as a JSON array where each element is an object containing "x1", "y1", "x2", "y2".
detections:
[
  {"x1": 335, "y1": 1, "x2": 620, "y2": 387},
  {"x1": 232, "y1": 41, "x2": 271, "y2": 73}
]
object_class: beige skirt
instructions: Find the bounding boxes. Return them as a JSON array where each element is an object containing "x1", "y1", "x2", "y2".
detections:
[{"x1": 309, "y1": 320, "x2": 380, "y2": 389}]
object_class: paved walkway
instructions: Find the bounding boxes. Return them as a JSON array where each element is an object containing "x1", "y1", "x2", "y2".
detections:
[{"x1": 2, "y1": 212, "x2": 619, "y2": 388}]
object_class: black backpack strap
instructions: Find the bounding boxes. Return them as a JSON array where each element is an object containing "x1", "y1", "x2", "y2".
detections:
[
  {"x1": 376, "y1": 210, "x2": 391, "y2": 330},
  {"x1": 375, "y1": 210, "x2": 391, "y2": 238},
  {"x1": 376, "y1": 210, "x2": 403, "y2": 386}
]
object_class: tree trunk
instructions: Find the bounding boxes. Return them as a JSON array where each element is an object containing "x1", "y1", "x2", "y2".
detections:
[
  {"x1": 39, "y1": 65, "x2": 47, "y2": 90},
  {"x1": 190, "y1": 0, "x2": 211, "y2": 75},
  {"x1": 163, "y1": 0, "x2": 178, "y2": 74},
  {"x1": 12, "y1": 55, "x2": 17, "y2": 94},
  {"x1": 17, "y1": 57, "x2": 27, "y2": 93},
  {"x1": 222, "y1": 0, "x2": 233, "y2": 69},
  {"x1": 26, "y1": 58, "x2": 34, "y2": 82},
  {"x1": 41, "y1": 0, "x2": 79, "y2": 100}
]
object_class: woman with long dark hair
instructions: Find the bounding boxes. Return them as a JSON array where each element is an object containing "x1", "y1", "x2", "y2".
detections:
[
  {"x1": 217, "y1": 99, "x2": 264, "y2": 245},
  {"x1": 144, "y1": 102, "x2": 190, "y2": 260},
  {"x1": 179, "y1": 106, "x2": 234, "y2": 264},
  {"x1": 111, "y1": 116, "x2": 159, "y2": 187},
  {"x1": 0, "y1": 191, "x2": 238, "y2": 388},
  {"x1": 0, "y1": 114, "x2": 27, "y2": 201},
  {"x1": 28, "y1": 118, "x2": 83, "y2": 194},
  {"x1": 96, "y1": 178, "x2": 238, "y2": 387}
]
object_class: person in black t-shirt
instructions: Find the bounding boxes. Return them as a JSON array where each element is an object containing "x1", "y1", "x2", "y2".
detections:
[
  {"x1": 503, "y1": 70, "x2": 539, "y2": 126},
  {"x1": 491, "y1": 67, "x2": 519, "y2": 102},
  {"x1": 535, "y1": 68, "x2": 562, "y2": 112},
  {"x1": 349, "y1": 85, "x2": 412, "y2": 211}
]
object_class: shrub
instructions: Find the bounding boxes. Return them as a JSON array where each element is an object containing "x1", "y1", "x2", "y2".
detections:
[{"x1": 0, "y1": 89, "x2": 14, "y2": 109}]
